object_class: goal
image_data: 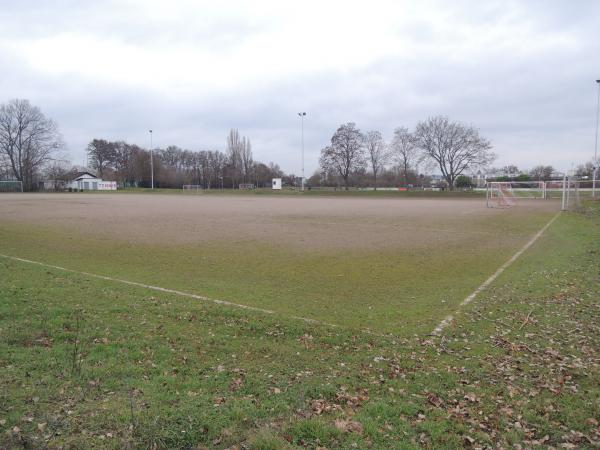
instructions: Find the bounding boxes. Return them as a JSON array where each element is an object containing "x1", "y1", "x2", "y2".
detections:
[
  {"x1": 562, "y1": 179, "x2": 580, "y2": 211},
  {"x1": 238, "y1": 183, "x2": 255, "y2": 190},
  {"x1": 182, "y1": 184, "x2": 203, "y2": 193},
  {"x1": 553, "y1": 176, "x2": 591, "y2": 211},
  {"x1": 486, "y1": 181, "x2": 545, "y2": 208},
  {"x1": 487, "y1": 177, "x2": 592, "y2": 210},
  {"x1": 0, "y1": 180, "x2": 23, "y2": 192}
]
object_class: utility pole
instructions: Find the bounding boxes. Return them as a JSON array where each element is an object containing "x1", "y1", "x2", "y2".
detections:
[
  {"x1": 298, "y1": 112, "x2": 306, "y2": 191},
  {"x1": 149, "y1": 129, "x2": 154, "y2": 189},
  {"x1": 593, "y1": 79, "x2": 600, "y2": 197}
]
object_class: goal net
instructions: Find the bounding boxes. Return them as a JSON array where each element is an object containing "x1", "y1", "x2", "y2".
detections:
[
  {"x1": 553, "y1": 177, "x2": 594, "y2": 211},
  {"x1": 562, "y1": 179, "x2": 581, "y2": 211},
  {"x1": 182, "y1": 184, "x2": 203, "y2": 193},
  {"x1": 486, "y1": 175, "x2": 595, "y2": 210},
  {"x1": 238, "y1": 183, "x2": 255, "y2": 190},
  {"x1": 486, "y1": 181, "x2": 545, "y2": 208},
  {"x1": 0, "y1": 180, "x2": 23, "y2": 192}
]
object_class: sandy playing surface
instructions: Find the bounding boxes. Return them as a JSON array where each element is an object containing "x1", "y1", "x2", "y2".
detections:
[{"x1": 0, "y1": 193, "x2": 559, "y2": 251}]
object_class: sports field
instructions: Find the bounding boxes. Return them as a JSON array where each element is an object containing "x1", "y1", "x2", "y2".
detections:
[
  {"x1": 0, "y1": 193, "x2": 558, "y2": 335},
  {"x1": 1, "y1": 192, "x2": 598, "y2": 449}
]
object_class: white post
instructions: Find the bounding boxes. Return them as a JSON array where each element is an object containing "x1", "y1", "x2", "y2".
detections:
[
  {"x1": 149, "y1": 129, "x2": 154, "y2": 189},
  {"x1": 561, "y1": 174, "x2": 567, "y2": 210},
  {"x1": 593, "y1": 79, "x2": 600, "y2": 197},
  {"x1": 485, "y1": 182, "x2": 490, "y2": 208},
  {"x1": 298, "y1": 112, "x2": 306, "y2": 191},
  {"x1": 301, "y1": 114, "x2": 305, "y2": 191},
  {"x1": 542, "y1": 181, "x2": 546, "y2": 199}
]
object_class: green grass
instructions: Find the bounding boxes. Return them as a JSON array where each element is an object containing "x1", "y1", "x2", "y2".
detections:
[
  {"x1": 0, "y1": 206, "x2": 554, "y2": 335},
  {"x1": 0, "y1": 202, "x2": 599, "y2": 449}
]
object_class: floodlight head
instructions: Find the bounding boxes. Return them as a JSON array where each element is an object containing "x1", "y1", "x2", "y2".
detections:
[
  {"x1": 149, "y1": 129, "x2": 153, "y2": 133},
  {"x1": 596, "y1": 79, "x2": 600, "y2": 83},
  {"x1": 298, "y1": 112, "x2": 306, "y2": 116}
]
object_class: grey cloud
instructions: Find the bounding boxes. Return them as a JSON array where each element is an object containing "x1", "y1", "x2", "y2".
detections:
[{"x1": 1, "y1": 0, "x2": 598, "y2": 175}]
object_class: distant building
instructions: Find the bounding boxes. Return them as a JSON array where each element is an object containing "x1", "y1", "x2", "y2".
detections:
[
  {"x1": 40, "y1": 171, "x2": 117, "y2": 191},
  {"x1": 67, "y1": 171, "x2": 117, "y2": 190}
]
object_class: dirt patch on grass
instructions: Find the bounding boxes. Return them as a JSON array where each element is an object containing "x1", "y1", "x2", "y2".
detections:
[{"x1": 0, "y1": 193, "x2": 559, "y2": 251}]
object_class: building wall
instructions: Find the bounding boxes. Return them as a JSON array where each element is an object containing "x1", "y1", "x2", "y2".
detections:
[{"x1": 67, "y1": 179, "x2": 117, "y2": 190}]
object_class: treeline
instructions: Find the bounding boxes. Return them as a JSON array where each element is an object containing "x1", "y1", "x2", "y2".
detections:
[
  {"x1": 85, "y1": 129, "x2": 286, "y2": 188},
  {"x1": 2, "y1": 98, "x2": 594, "y2": 192},
  {"x1": 315, "y1": 117, "x2": 495, "y2": 190},
  {"x1": 0, "y1": 97, "x2": 295, "y2": 191},
  {"x1": 486, "y1": 162, "x2": 596, "y2": 182}
]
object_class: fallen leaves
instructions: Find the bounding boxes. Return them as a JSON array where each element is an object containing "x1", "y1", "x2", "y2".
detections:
[
  {"x1": 426, "y1": 393, "x2": 444, "y2": 408},
  {"x1": 229, "y1": 377, "x2": 243, "y2": 392},
  {"x1": 311, "y1": 399, "x2": 341, "y2": 416},
  {"x1": 463, "y1": 393, "x2": 479, "y2": 403},
  {"x1": 334, "y1": 419, "x2": 363, "y2": 434}
]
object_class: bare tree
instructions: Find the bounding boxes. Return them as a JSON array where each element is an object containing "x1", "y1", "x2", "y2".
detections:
[
  {"x1": 390, "y1": 127, "x2": 419, "y2": 186},
  {"x1": 501, "y1": 165, "x2": 520, "y2": 176},
  {"x1": 575, "y1": 161, "x2": 595, "y2": 178},
  {"x1": 0, "y1": 99, "x2": 63, "y2": 190},
  {"x1": 363, "y1": 130, "x2": 388, "y2": 189},
  {"x1": 87, "y1": 139, "x2": 116, "y2": 177},
  {"x1": 319, "y1": 123, "x2": 366, "y2": 190},
  {"x1": 241, "y1": 137, "x2": 253, "y2": 183},
  {"x1": 226, "y1": 129, "x2": 244, "y2": 187},
  {"x1": 529, "y1": 165, "x2": 554, "y2": 181},
  {"x1": 43, "y1": 161, "x2": 71, "y2": 190},
  {"x1": 414, "y1": 116, "x2": 494, "y2": 189}
]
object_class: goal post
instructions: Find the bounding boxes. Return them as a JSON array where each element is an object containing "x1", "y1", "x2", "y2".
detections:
[
  {"x1": 0, "y1": 180, "x2": 23, "y2": 192},
  {"x1": 559, "y1": 175, "x2": 591, "y2": 211},
  {"x1": 486, "y1": 181, "x2": 545, "y2": 208},
  {"x1": 182, "y1": 184, "x2": 203, "y2": 193}
]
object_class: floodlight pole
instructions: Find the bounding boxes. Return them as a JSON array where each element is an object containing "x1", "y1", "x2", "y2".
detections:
[
  {"x1": 149, "y1": 129, "x2": 154, "y2": 189},
  {"x1": 561, "y1": 173, "x2": 567, "y2": 211},
  {"x1": 298, "y1": 112, "x2": 306, "y2": 191},
  {"x1": 593, "y1": 79, "x2": 600, "y2": 197}
]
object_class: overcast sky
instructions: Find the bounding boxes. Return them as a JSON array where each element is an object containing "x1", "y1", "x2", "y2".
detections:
[{"x1": 1, "y1": 0, "x2": 599, "y2": 175}]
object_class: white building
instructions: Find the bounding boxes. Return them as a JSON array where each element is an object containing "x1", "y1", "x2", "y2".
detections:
[{"x1": 67, "y1": 172, "x2": 117, "y2": 191}]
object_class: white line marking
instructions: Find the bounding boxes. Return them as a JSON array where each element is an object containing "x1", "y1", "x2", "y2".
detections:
[
  {"x1": 0, "y1": 253, "x2": 343, "y2": 328},
  {"x1": 431, "y1": 211, "x2": 561, "y2": 336}
]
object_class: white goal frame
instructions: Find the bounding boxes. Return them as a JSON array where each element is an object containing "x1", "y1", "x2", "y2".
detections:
[
  {"x1": 554, "y1": 176, "x2": 589, "y2": 211},
  {"x1": 486, "y1": 177, "x2": 593, "y2": 210},
  {"x1": 238, "y1": 183, "x2": 255, "y2": 190},
  {"x1": 486, "y1": 181, "x2": 545, "y2": 208},
  {"x1": 0, "y1": 180, "x2": 23, "y2": 192},
  {"x1": 182, "y1": 184, "x2": 203, "y2": 192}
]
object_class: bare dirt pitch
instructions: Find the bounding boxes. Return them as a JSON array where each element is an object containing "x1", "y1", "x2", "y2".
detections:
[
  {"x1": 0, "y1": 193, "x2": 559, "y2": 251},
  {"x1": 0, "y1": 192, "x2": 561, "y2": 334}
]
